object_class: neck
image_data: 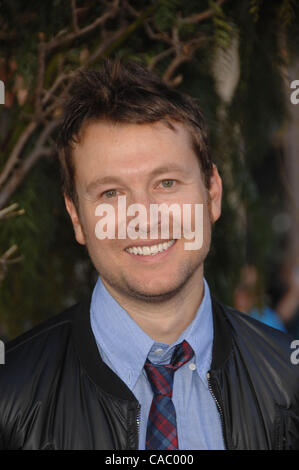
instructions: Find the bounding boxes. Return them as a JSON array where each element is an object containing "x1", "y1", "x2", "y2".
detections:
[{"x1": 101, "y1": 266, "x2": 205, "y2": 344}]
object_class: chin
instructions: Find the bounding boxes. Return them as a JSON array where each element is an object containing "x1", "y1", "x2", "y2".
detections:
[{"x1": 125, "y1": 277, "x2": 186, "y2": 302}]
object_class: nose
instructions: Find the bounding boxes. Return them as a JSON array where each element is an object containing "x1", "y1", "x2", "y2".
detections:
[{"x1": 124, "y1": 190, "x2": 161, "y2": 239}]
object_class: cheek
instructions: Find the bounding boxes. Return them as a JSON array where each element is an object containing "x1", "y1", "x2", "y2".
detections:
[
  {"x1": 179, "y1": 196, "x2": 209, "y2": 233},
  {"x1": 85, "y1": 209, "x2": 123, "y2": 254},
  {"x1": 78, "y1": 205, "x2": 101, "y2": 245}
]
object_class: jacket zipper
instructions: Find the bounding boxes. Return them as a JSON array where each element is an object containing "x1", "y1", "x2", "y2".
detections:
[
  {"x1": 135, "y1": 404, "x2": 141, "y2": 449},
  {"x1": 276, "y1": 415, "x2": 287, "y2": 450},
  {"x1": 206, "y1": 371, "x2": 229, "y2": 449}
]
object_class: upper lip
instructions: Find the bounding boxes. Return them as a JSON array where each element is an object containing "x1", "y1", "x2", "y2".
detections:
[{"x1": 125, "y1": 239, "x2": 174, "y2": 250}]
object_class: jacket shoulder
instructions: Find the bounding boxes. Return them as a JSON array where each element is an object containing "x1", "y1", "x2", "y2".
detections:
[
  {"x1": 216, "y1": 299, "x2": 299, "y2": 396},
  {"x1": 5, "y1": 301, "x2": 80, "y2": 353},
  {"x1": 223, "y1": 301, "x2": 293, "y2": 348},
  {"x1": 0, "y1": 299, "x2": 90, "y2": 449},
  {"x1": 0, "y1": 300, "x2": 87, "y2": 393},
  {"x1": 5, "y1": 304, "x2": 74, "y2": 353}
]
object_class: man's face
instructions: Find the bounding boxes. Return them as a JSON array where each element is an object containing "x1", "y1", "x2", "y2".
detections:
[{"x1": 65, "y1": 120, "x2": 222, "y2": 302}]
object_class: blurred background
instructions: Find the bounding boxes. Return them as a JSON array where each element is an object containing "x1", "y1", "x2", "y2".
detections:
[{"x1": 0, "y1": 0, "x2": 298, "y2": 340}]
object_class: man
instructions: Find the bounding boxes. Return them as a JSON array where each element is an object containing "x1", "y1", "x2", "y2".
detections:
[{"x1": 0, "y1": 59, "x2": 299, "y2": 450}]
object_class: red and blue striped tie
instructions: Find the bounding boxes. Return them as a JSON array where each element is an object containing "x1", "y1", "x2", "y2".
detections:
[{"x1": 144, "y1": 340, "x2": 194, "y2": 450}]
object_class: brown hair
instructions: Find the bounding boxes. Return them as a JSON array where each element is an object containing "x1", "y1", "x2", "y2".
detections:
[{"x1": 56, "y1": 59, "x2": 213, "y2": 209}]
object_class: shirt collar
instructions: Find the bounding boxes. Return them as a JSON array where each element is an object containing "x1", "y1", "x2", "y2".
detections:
[
  {"x1": 90, "y1": 276, "x2": 213, "y2": 390},
  {"x1": 90, "y1": 278, "x2": 154, "y2": 389},
  {"x1": 146, "y1": 279, "x2": 214, "y2": 384}
]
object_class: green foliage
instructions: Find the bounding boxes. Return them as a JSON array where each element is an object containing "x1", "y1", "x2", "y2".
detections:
[
  {"x1": 153, "y1": 0, "x2": 184, "y2": 31},
  {"x1": 210, "y1": 0, "x2": 234, "y2": 50},
  {"x1": 0, "y1": 156, "x2": 96, "y2": 338},
  {"x1": 278, "y1": 0, "x2": 296, "y2": 29},
  {"x1": 249, "y1": 0, "x2": 261, "y2": 22}
]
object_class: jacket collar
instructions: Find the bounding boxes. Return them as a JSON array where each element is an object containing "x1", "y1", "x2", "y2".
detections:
[
  {"x1": 210, "y1": 297, "x2": 233, "y2": 371},
  {"x1": 71, "y1": 294, "x2": 233, "y2": 400},
  {"x1": 72, "y1": 295, "x2": 138, "y2": 402}
]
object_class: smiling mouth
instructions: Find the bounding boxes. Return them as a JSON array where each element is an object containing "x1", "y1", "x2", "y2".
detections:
[{"x1": 125, "y1": 239, "x2": 175, "y2": 256}]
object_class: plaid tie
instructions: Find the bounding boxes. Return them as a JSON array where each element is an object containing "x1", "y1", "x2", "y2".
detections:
[{"x1": 144, "y1": 340, "x2": 194, "y2": 450}]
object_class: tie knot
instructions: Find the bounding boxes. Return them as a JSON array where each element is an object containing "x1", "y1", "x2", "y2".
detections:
[
  {"x1": 144, "y1": 340, "x2": 194, "y2": 397},
  {"x1": 170, "y1": 340, "x2": 194, "y2": 370}
]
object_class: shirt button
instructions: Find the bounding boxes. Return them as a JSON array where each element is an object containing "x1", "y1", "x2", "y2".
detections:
[
  {"x1": 189, "y1": 363, "x2": 196, "y2": 371},
  {"x1": 154, "y1": 348, "x2": 163, "y2": 355}
]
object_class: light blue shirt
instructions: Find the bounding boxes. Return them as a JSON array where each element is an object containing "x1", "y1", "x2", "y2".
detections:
[{"x1": 90, "y1": 276, "x2": 225, "y2": 450}]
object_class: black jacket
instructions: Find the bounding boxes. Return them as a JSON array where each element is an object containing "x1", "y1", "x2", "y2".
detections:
[{"x1": 0, "y1": 296, "x2": 299, "y2": 450}]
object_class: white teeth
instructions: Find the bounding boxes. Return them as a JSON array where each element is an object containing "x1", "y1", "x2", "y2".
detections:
[
  {"x1": 150, "y1": 245, "x2": 159, "y2": 255},
  {"x1": 126, "y1": 240, "x2": 175, "y2": 256},
  {"x1": 143, "y1": 246, "x2": 151, "y2": 256}
]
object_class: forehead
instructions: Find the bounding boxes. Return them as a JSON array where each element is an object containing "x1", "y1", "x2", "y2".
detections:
[{"x1": 72, "y1": 120, "x2": 199, "y2": 181}]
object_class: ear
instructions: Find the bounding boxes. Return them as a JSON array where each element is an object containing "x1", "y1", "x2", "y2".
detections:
[
  {"x1": 64, "y1": 194, "x2": 86, "y2": 245},
  {"x1": 208, "y1": 164, "x2": 222, "y2": 223}
]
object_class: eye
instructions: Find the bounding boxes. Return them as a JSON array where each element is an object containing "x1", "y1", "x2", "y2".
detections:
[
  {"x1": 160, "y1": 179, "x2": 176, "y2": 189},
  {"x1": 102, "y1": 189, "x2": 117, "y2": 199}
]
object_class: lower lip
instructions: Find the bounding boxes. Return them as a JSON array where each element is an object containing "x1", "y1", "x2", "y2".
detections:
[{"x1": 124, "y1": 240, "x2": 177, "y2": 263}]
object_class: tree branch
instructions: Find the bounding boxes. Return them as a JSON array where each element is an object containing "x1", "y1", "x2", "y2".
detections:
[
  {"x1": 179, "y1": 0, "x2": 226, "y2": 25},
  {"x1": 71, "y1": 0, "x2": 79, "y2": 32},
  {"x1": 0, "y1": 0, "x2": 221, "y2": 210},
  {"x1": 0, "y1": 121, "x2": 38, "y2": 189},
  {"x1": 45, "y1": 0, "x2": 120, "y2": 52},
  {"x1": 148, "y1": 47, "x2": 175, "y2": 71},
  {"x1": 35, "y1": 36, "x2": 46, "y2": 117},
  {"x1": 144, "y1": 21, "x2": 173, "y2": 46},
  {"x1": 0, "y1": 203, "x2": 25, "y2": 220},
  {"x1": 0, "y1": 121, "x2": 58, "y2": 209}
]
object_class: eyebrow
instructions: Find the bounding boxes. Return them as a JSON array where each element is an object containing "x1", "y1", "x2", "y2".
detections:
[
  {"x1": 86, "y1": 176, "x2": 122, "y2": 194},
  {"x1": 85, "y1": 164, "x2": 187, "y2": 194},
  {"x1": 150, "y1": 164, "x2": 186, "y2": 177}
]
